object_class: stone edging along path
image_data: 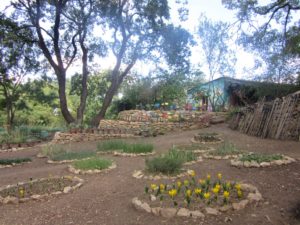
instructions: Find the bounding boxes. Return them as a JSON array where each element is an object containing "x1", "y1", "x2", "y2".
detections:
[
  {"x1": 0, "y1": 161, "x2": 32, "y2": 169},
  {"x1": 132, "y1": 183, "x2": 262, "y2": 219},
  {"x1": 0, "y1": 176, "x2": 84, "y2": 205},
  {"x1": 112, "y1": 151, "x2": 156, "y2": 157},
  {"x1": 68, "y1": 162, "x2": 117, "y2": 175},
  {"x1": 0, "y1": 143, "x2": 48, "y2": 154},
  {"x1": 230, "y1": 155, "x2": 296, "y2": 168},
  {"x1": 202, "y1": 153, "x2": 241, "y2": 160},
  {"x1": 132, "y1": 169, "x2": 196, "y2": 180},
  {"x1": 190, "y1": 138, "x2": 224, "y2": 145}
]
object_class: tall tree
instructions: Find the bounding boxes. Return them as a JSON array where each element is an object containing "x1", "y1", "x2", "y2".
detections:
[
  {"x1": 197, "y1": 15, "x2": 236, "y2": 111},
  {"x1": 222, "y1": 0, "x2": 300, "y2": 83},
  {"x1": 11, "y1": 0, "x2": 100, "y2": 124},
  {"x1": 0, "y1": 14, "x2": 38, "y2": 130},
  {"x1": 90, "y1": 0, "x2": 192, "y2": 126}
]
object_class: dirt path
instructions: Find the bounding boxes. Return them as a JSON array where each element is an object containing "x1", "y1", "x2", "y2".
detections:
[{"x1": 0, "y1": 124, "x2": 299, "y2": 225}]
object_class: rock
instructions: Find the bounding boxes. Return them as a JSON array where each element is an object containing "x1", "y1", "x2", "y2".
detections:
[
  {"x1": 153, "y1": 175, "x2": 160, "y2": 180},
  {"x1": 274, "y1": 160, "x2": 284, "y2": 166},
  {"x1": 133, "y1": 170, "x2": 143, "y2": 178},
  {"x1": 141, "y1": 202, "x2": 151, "y2": 213},
  {"x1": 31, "y1": 194, "x2": 42, "y2": 200},
  {"x1": 243, "y1": 161, "x2": 251, "y2": 168},
  {"x1": 260, "y1": 162, "x2": 270, "y2": 167},
  {"x1": 219, "y1": 205, "x2": 232, "y2": 212},
  {"x1": 73, "y1": 183, "x2": 83, "y2": 189},
  {"x1": 190, "y1": 210, "x2": 205, "y2": 219},
  {"x1": 19, "y1": 197, "x2": 30, "y2": 203},
  {"x1": 232, "y1": 199, "x2": 249, "y2": 210},
  {"x1": 150, "y1": 195, "x2": 156, "y2": 201},
  {"x1": 3, "y1": 196, "x2": 18, "y2": 204},
  {"x1": 0, "y1": 196, "x2": 4, "y2": 204},
  {"x1": 248, "y1": 192, "x2": 262, "y2": 202},
  {"x1": 52, "y1": 191, "x2": 62, "y2": 195},
  {"x1": 249, "y1": 161, "x2": 260, "y2": 168},
  {"x1": 205, "y1": 207, "x2": 219, "y2": 215},
  {"x1": 132, "y1": 197, "x2": 142, "y2": 210},
  {"x1": 177, "y1": 208, "x2": 190, "y2": 217},
  {"x1": 151, "y1": 207, "x2": 161, "y2": 216},
  {"x1": 224, "y1": 217, "x2": 232, "y2": 223},
  {"x1": 240, "y1": 183, "x2": 258, "y2": 192},
  {"x1": 160, "y1": 208, "x2": 177, "y2": 218},
  {"x1": 63, "y1": 186, "x2": 72, "y2": 194}
]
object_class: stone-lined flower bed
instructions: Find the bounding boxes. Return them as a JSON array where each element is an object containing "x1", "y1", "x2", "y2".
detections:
[
  {"x1": 112, "y1": 151, "x2": 156, "y2": 157},
  {"x1": 191, "y1": 133, "x2": 223, "y2": 144},
  {"x1": 0, "y1": 176, "x2": 84, "y2": 204},
  {"x1": 203, "y1": 153, "x2": 241, "y2": 160},
  {"x1": 68, "y1": 161, "x2": 117, "y2": 175},
  {"x1": 132, "y1": 169, "x2": 195, "y2": 180},
  {"x1": 132, "y1": 172, "x2": 262, "y2": 219},
  {"x1": 231, "y1": 154, "x2": 296, "y2": 168},
  {"x1": 0, "y1": 158, "x2": 32, "y2": 169}
]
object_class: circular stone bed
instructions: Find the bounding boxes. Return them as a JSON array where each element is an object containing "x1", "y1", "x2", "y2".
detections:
[
  {"x1": 0, "y1": 176, "x2": 84, "y2": 204},
  {"x1": 191, "y1": 133, "x2": 223, "y2": 144},
  {"x1": 132, "y1": 169, "x2": 196, "y2": 180},
  {"x1": 68, "y1": 161, "x2": 117, "y2": 175},
  {"x1": 202, "y1": 153, "x2": 241, "y2": 160},
  {"x1": 132, "y1": 178, "x2": 262, "y2": 219},
  {"x1": 231, "y1": 154, "x2": 296, "y2": 168}
]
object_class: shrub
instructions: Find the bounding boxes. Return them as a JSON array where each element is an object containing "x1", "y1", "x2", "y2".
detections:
[
  {"x1": 0, "y1": 158, "x2": 31, "y2": 165},
  {"x1": 239, "y1": 153, "x2": 283, "y2": 163},
  {"x1": 72, "y1": 157, "x2": 112, "y2": 170}
]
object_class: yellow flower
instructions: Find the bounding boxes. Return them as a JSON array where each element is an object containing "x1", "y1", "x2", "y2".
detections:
[
  {"x1": 168, "y1": 189, "x2": 177, "y2": 198},
  {"x1": 217, "y1": 173, "x2": 222, "y2": 180},
  {"x1": 199, "y1": 179, "x2": 206, "y2": 185},
  {"x1": 204, "y1": 192, "x2": 210, "y2": 200},
  {"x1": 177, "y1": 181, "x2": 182, "y2": 188},
  {"x1": 215, "y1": 184, "x2": 221, "y2": 190},
  {"x1": 237, "y1": 190, "x2": 243, "y2": 198},
  {"x1": 212, "y1": 187, "x2": 219, "y2": 195},
  {"x1": 194, "y1": 188, "x2": 202, "y2": 195},
  {"x1": 151, "y1": 184, "x2": 158, "y2": 190},
  {"x1": 206, "y1": 174, "x2": 211, "y2": 180},
  {"x1": 235, "y1": 183, "x2": 241, "y2": 191},
  {"x1": 223, "y1": 191, "x2": 230, "y2": 199},
  {"x1": 19, "y1": 187, "x2": 24, "y2": 198},
  {"x1": 184, "y1": 180, "x2": 189, "y2": 186},
  {"x1": 186, "y1": 189, "x2": 192, "y2": 197},
  {"x1": 188, "y1": 170, "x2": 196, "y2": 177},
  {"x1": 226, "y1": 181, "x2": 231, "y2": 189},
  {"x1": 159, "y1": 184, "x2": 165, "y2": 191}
]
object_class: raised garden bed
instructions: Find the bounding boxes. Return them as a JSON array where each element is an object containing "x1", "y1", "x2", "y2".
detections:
[
  {"x1": 191, "y1": 132, "x2": 223, "y2": 144},
  {"x1": 0, "y1": 158, "x2": 32, "y2": 168},
  {"x1": 231, "y1": 153, "x2": 296, "y2": 168},
  {"x1": 0, "y1": 176, "x2": 84, "y2": 204},
  {"x1": 68, "y1": 157, "x2": 116, "y2": 175},
  {"x1": 132, "y1": 172, "x2": 262, "y2": 219}
]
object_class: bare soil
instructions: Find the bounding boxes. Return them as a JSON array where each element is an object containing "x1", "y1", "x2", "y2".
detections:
[{"x1": 0, "y1": 123, "x2": 300, "y2": 225}]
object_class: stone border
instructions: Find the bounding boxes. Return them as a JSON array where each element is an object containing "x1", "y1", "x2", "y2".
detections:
[
  {"x1": 0, "y1": 161, "x2": 32, "y2": 169},
  {"x1": 190, "y1": 138, "x2": 224, "y2": 145},
  {"x1": 132, "y1": 169, "x2": 194, "y2": 180},
  {"x1": 68, "y1": 162, "x2": 117, "y2": 175},
  {"x1": 202, "y1": 153, "x2": 241, "y2": 160},
  {"x1": 132, "y1": 183, "x2": 262, "y2": 219},
  {"x1": 173, "y1": 145, "x2": 215, "y2": 154},
  {"x1": 113, "y1": 151, "x2": 156, "y2": 157},
  {"x1": 46, "y1": 157, "x2": 95, "y2": 164},
  {"x1": 0, "y1": 176, "x2": 84, "y2": 205},
  {"x1": 0, "y1": 143, "x2": 48, "y2": 154},
  {"x1": 183, "y1": 156, "x2": 203, "y2": 166},
  {"x1": 231, "y1": 155, "x2": 296, "y2": 168}
]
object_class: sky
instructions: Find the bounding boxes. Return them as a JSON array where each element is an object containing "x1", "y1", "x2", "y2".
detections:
[{"x1": 1, "y1": 0, "x2": 256, "y2": 80}]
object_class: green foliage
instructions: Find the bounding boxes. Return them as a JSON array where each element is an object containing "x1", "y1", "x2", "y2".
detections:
[
  {"x1": 97, "y1": 140, "x2": 153, "y2": 153},
  {"x1": 167, "y1": 147, "x2": 197, "y2": 162},
  {"x1": 41, "y1": 145, "x2": 66, "y2": 158},
  {"x1": 239, "y1": 153, "x2": 283, "y2": 163},
  {"x1": 145, "y1": 156, "x2": 183, "y2": 175},
  {"x1": 72, "y1": 157, "x2": 112, "y2": 170},
  {"x1": 210, "y1": 141, "x2": 241, "y2": 156},
  {"x1": 0, "y1": 157, "x2": 31, "y2": 165},
  {"x1": 49, "y1": 151, "x2": 96, "y2": 162}
]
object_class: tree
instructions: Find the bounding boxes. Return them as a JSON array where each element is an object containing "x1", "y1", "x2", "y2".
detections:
[
  {"x1": 0, "y1": 14, "x2": 38, "y2": 130},
  {"x1": 11, "y1": 0, "x2": 100, "y2": 124},
  {"x1": 197, "y1": 15, "x2": 236, "y2": 111},
  {"x1": 90, "y1": 0, "x2": 192, "y2": 126},
  {"x1": 222, "y1": 0, "x2": 300, "y2": 83}
]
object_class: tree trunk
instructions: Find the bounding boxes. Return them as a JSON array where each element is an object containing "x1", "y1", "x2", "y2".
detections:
[{"x1": 57, "y1": 71, "x2": 75, "y2": 124}]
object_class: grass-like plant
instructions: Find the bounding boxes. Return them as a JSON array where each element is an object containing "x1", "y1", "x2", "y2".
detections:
[
  {"x1": 97, "y1": 140, "x2": 153, "y2": 154},
  {"x1": 173, "y1": 144, "x2": 211, "y2": 151},
  {"x1": 209, "y1": 141, "x2": 241, "y2": 156},
  {"x1": 145, "y1": 156, "x2": 183, "y2": 175},
  {"x1": 72, "y1": 157, "x2": 112, "y2": 170},
  {"x1": 0, "y1": 157, "x2": 31, "y2": 165},
  {"x1": 49, "y1": 151, "x2": 96, "y2": 161},
  {"x1": 41, "y1": 144, "x2": 65, "y2": 157},
  {"x1": 167, "y1": 147, "x2": 197, "y2": 162},
  {"x1": 239, "y1": 153, "x2": 283, "y2": 163}
]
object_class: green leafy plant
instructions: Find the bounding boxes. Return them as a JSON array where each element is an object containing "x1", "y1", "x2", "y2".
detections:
[
  {"x1": 0, "y1": 157, "x2": 31, "y2": 165},
  {"x1": 49, "y1": 151, "x2": 96, "y2": 161},
  {"x1": 145, "y1": 156, "x2": 183, "y2": 175},
  {"x1": 239, "y1": 153, "x2": 283, "y2": 163},
  {"x1": 210, "y1": 141, "x2": 241, "y2": 156},
  {"x1": 97, "y1": 140, "x2": 153, "y2": 153},
  {"x1": 97, "y1": 140, "x2": 127, "y2": 152},
  {"x1": 167, "y1": 147, "x2": 197, "y2": 162},
  {"x1": 72, "y1": 157, "x2": 112, "y2": 170}
]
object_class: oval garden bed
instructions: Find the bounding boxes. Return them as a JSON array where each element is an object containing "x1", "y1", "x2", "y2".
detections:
[
  {"x1": 97, "y1": 140, "x2": 155, "y2": 157},
  {"x1": 68, "y1": 157, "x2": 116, "y2": 175},
  {"x1": 203, "y1": 142, "x2": 243, "y2": 160},
  {"x1": 191, "y1": 132, "x2": 223, "y2": 144},
  {"x1": 0, "y1": 176, "x2": 83, "y2": 205},
  {"x1": 0, "y1": 157, "x2": 32, "y2": 169},
  {"x1": 132, "y1": 172, "x2": 262, "y2": 219},
  {"x1": 231, "y1": 153, "x2": 296, "y2": 168}
]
